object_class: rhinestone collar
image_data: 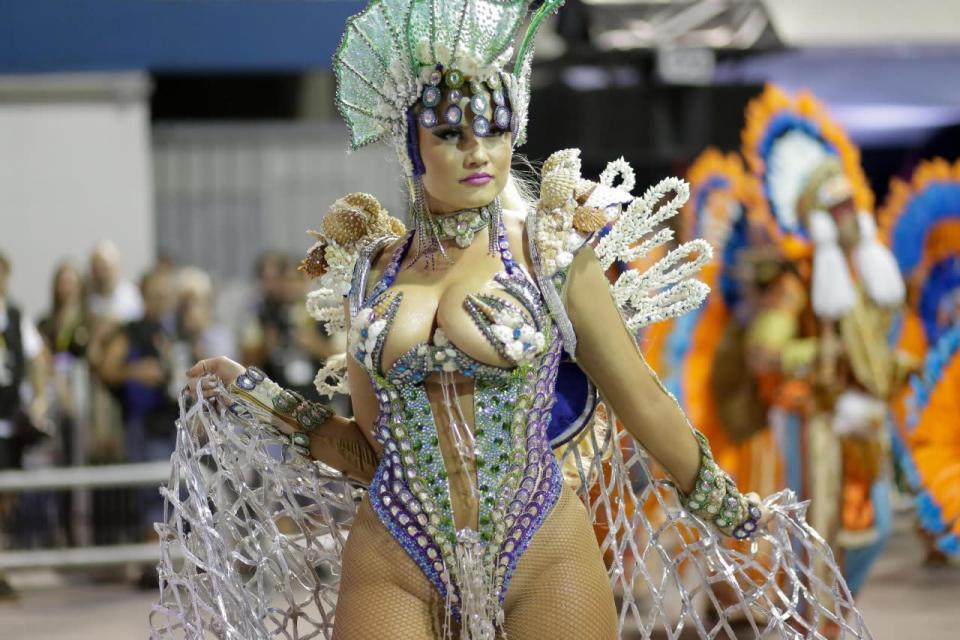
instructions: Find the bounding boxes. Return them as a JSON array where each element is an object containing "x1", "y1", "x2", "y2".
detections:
[{"x1": 431, "y1": 205, "x2": 491, "y2": 248}]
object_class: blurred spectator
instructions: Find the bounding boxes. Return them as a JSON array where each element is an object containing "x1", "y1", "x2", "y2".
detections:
[
  {"x1": 240, "y1": 252, "x2": 317, "y2": 398},
  {"x1": 99, "y1": 268, "x2": 178, "y2": 472},
  {"x1": 175, "y1": 267, "x2": 235, "y2": 367},
  {"x1": 285, "y1": 263, "x2": 351, "y2": 414},
  {"x1": 37, "y1": 261, "x2": 92, "y2": 545},
  {"x1": 0, "y1": 251, "x2": 50, "y2": 598},
  {"x1": 38, "y1": 261, "x2": 90, "y2": 442},
  {"x1": 87, "y1": 241, "x2": 143, "y2": 326},
  {"x1": 86, "y1": 242, "x2": 144, "y2": 465},
  {"x1": 0, "y1": 252, "x2": 51, "y2": 466},
  {"x1": 97, "y1": 268, "x2": 178, "y2": 585},
  {"x1": 38, "y1": 261, "x2": 89, "y2": 359}
]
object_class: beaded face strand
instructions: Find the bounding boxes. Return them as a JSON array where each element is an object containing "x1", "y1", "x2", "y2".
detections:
[{"x1": 417, "y1": 68, "x2": 514, "y2": 138}]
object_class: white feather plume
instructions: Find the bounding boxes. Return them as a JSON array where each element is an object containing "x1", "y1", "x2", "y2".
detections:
[{"x1": 767, "y1": 129, "x2": 831, "y2": 233}]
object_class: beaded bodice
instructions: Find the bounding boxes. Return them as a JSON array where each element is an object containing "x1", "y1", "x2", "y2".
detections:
[{"x1": 347, "y1": 221, "x2": 563, "y2": 616}]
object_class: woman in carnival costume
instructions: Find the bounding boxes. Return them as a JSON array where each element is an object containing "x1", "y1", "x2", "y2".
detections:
[
  {"x1": 152, "y1": 5, "x2": 871, "y2": 639},
  {"x1": 880, "y1": 158, "x2": 960, "y2": 560},
  {"x1": 741, "y1": 84, "x2": 912, "y2": 598}
]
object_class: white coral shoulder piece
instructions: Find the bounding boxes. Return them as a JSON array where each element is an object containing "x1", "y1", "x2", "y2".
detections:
[
  {"x1": 594, "y1": 176, "x2": 713, "y2": 331},
  {"x1": 532, "y1": 150, "x2": 712, "y2": 335}
]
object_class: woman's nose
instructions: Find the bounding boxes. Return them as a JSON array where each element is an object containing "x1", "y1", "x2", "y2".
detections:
[{"x1": 462, "y1": 134, "x2": 488, "y2": 167}]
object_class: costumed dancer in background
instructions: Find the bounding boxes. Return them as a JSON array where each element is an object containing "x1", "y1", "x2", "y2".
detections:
[
  {"x1": 741, "y1": 84, "x2": 911, "y2": 599},
  {"x1": 880, "y1": 158, "x2": 960, "y2": 561},
  {"x1": 152, "y1": 5, "x2": 873, "y2": 639},
  {"x1": 669, "y1": 148, "x2": 783, "y2": 496}
]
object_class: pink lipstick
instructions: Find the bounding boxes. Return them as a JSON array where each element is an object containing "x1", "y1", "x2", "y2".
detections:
[{"x1": 461, "y1": 172, "x2": 493, "y2": 186}]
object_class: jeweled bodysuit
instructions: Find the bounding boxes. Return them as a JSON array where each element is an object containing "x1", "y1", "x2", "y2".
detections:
[{"x1": 348, "y1": 223, "x2": 563, "y2": 617}]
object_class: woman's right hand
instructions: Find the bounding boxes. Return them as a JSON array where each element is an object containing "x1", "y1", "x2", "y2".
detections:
[{"x1": 185, "y1": 356, "x2": 245, "y2": 401}]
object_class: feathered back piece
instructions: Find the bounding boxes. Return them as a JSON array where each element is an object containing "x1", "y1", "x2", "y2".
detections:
[
  {"x1": 741, "y1": 84, "x2": 906, "y2": 317},
  {"x1": 334, "y1": 0, "x2": 564, "y2": 175},
  {"x1": 880, "y1": 158, "x2": 960, "y2": 345},
  {"x1": 741, "y1": 84, "x2": 873, "y2": 257},
  {"x1": 907, "y1": 326, "x2": 960, "y2": 557},
  {"x1": 659, "y1": 149, "x2": 755, "y2": 432},
  {"x1": 682, "y1": 148, "x2": 756, "y2": 306},
  {"x1": 683, "y1": 148, "x2": 750, "y2": 243}
]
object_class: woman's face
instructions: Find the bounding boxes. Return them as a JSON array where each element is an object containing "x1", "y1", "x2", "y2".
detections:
[
  {"x1": 56, "y1": 265, "x2": 82, "y2": 305},
  {"x1": 416, "y1": 89, "x2": 513, "y2": 214}
]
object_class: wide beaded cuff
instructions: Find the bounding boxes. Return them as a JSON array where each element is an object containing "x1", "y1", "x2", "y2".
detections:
[
  {"x1": 228, "y1": 366, "x2": 333, "y2": 457},
  {"x1": 682, "y1": 431, "x2": 762, "y2": 540}
]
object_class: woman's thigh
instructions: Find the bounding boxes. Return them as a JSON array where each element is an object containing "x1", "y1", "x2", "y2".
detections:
[
  {"x1": 502, "y1": 485, "x2": 618, "y2": 639},
  {"x1": 333, "y1": 497, "x2": 444, "y2": 640}
]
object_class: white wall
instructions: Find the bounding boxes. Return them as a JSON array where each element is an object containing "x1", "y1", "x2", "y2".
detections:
[
  {"x1": 0, "y1": 72, "x2": 154, "y2": 319},
  {"x1": 764, "y1": 0, "x2": 960, "y2": 45}
]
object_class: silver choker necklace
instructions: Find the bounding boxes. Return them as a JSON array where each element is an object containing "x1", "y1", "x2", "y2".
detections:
[{"x1": 431, "y1": 206, "x2": 492, "y2": 248}]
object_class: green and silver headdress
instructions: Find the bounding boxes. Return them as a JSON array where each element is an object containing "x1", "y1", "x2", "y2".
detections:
[{"x1": 334, "y1": 0, "x2": 563, "y2": 177}]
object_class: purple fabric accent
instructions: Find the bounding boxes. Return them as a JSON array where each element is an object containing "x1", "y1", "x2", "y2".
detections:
[
  {"x1": 406, "y1": 107, "x2": 426, "y2": 177},
  {"x1": 547, "y1": 360, "x2": 596, "y2": 447}
]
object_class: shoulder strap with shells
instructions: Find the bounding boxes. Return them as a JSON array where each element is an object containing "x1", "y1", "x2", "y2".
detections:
[
  {"x1": 299, "y1": 192, "x2": 406, "y2": 398},
  {"x1": 527, "y1": 148, "x2": 712, "y2": 357}
]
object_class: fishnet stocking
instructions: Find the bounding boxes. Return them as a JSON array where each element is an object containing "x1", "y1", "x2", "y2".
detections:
[
  {"x1": 334, "y1": 486, "x2": 616, "y2": 639},
  {"x1": 503, "y1": 484, "x2": 618, "y2": 639},
  {"x1": 333, "y1": 497, "x2": 446, "y2": 639}
]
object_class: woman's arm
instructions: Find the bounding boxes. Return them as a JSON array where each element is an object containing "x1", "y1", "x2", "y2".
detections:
[
  {"x1": 309, "y1": 298, "x2": 384, "y2": 484},
  {"x1": 564, "y1": 244, "x2": 700, "y2": 494},
  {"x1": 308, "y1": 414, "x2": 379, "y2": 484},
  {"x1": 187, "y1": 353, "x2": 379, "y2": 484},
  {"x1": 564, "y1": 244, "x2": 765, "y2": 538}
]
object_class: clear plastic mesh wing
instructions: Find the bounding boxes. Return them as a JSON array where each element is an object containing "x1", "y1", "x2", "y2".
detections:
[
  {"x1": 556, "y1": 405, "x2": 873, "y2": 639},
  {"x1": 150, "y1": 389, "x2": 358, "y2": 640}
]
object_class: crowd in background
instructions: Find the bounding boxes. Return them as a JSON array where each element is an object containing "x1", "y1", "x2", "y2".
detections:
[{"x1": 0, "y1": 242, "x2": 345, "y2": 593}]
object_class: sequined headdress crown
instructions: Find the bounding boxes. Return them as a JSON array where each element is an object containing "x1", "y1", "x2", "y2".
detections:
[{"x1": 334, "y1": 0, "x2": 563, "y2": 178}]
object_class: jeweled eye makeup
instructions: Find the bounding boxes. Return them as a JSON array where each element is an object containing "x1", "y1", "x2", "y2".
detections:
[
  {"x1": 430, "y1": 123, "x2": 509, "y2": 142},
  {"x1": 432, "y1": 125, "x2": 464, "y2": 141}
]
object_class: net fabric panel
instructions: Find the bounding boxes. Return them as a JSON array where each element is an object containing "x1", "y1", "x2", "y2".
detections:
[
  {"x1": 150, "y1": 389, "x2": 358, "y2": 640},
  {"x1": 152, "y1": 388, "x2": 872, "y2": 639},
  {"x1": 556, "y1": 406, "x2": 874, "y2": 640}
]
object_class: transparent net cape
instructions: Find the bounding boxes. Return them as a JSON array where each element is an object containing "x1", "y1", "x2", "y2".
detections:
[{"x1": 150, "y1": 383, "x2": 872, "y2": 639}]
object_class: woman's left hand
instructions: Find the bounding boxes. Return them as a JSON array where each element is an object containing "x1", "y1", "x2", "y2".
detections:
[
  {"x1": 185, "y1": 356, "x2": 245, "y2": 402},
  {"x1": 745, "y1": 492, "x2": 774, "y2": 530}
]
